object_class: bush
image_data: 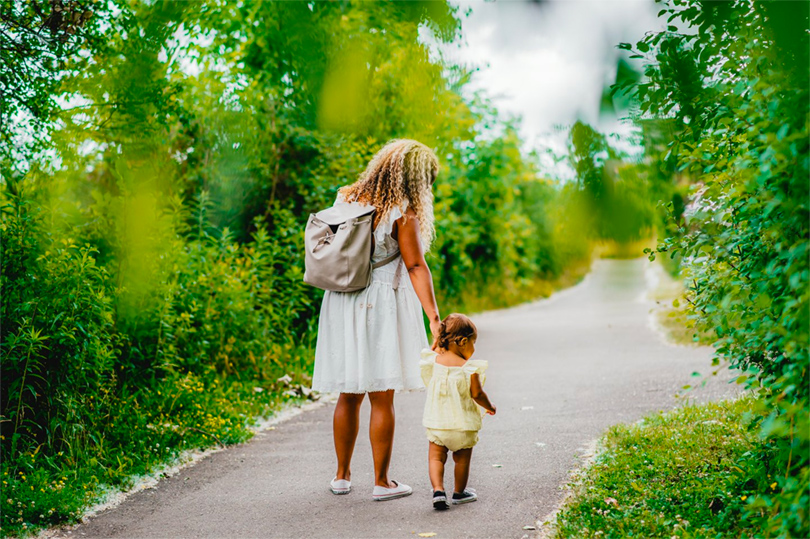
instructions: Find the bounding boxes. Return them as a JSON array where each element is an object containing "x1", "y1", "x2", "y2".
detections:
[{"x1": 622, "y1": 1, "x2": 809, "y2": 535}]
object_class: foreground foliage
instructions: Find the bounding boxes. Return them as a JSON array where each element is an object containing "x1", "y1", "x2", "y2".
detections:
[
  {"x1": 616, "y1": 0, "x2": 808, "y2": 535},
  {"x1": 554, "y1": 398, "x2": 772, "y2": 539}
]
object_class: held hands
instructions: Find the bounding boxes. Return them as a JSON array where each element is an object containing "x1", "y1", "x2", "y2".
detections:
[
  {"x1": 486, "y1": 406, "x2": 496, "y2": 416},
  {"x1": 429, "y1": 319, "x2": 441, "y2": 350}
]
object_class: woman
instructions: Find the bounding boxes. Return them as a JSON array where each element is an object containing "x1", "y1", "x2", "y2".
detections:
[{"x1": 311, "y1": 139, "x2": 442, "y2": 501}]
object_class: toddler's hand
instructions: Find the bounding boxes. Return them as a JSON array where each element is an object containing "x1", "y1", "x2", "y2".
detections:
[{"x1": 486, "y1": 407, "x2": 496, "y2": 416}]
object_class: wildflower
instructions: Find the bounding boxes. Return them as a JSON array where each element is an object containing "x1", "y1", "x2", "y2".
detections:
[
  {"x1": 770, "y1": 482, "x2": 777, "y2": 490},
  {"x1": 741, "y1": 496, "x2": 747, "y2": 501}
]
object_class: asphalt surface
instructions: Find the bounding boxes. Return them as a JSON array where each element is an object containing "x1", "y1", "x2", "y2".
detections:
[{"x1": 56, "y1": 259, "x2": 736, "y2": 539}]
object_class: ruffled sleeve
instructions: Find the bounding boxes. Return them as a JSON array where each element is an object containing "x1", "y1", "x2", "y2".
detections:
[
  {"x1": 373, "y1": 200, "x2": 409, "y2": 245},
  {"x1": 420, "y1": 348, "x2": 437, "y2": 387},
  {"x1": 463, "y1": 359, "x2": 488, "y2": 386}
]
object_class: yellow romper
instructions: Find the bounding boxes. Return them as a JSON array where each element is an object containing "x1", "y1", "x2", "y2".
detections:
[{"x1": 420, "y1": 349, "x2": 488, "y2": 452}]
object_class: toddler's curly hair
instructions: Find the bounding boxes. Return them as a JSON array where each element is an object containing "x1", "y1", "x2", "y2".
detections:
[{"x1": 436, "y1": 313, "x2": 477, "y2": 350}]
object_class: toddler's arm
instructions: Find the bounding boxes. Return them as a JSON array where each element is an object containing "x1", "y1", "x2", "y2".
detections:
[{"x1": 470, "y1": 373, "x2": 496, "y2": 415}]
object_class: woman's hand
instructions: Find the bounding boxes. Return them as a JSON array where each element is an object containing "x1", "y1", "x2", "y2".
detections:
[{"x1": 429, "y1": 319, "x2": 441, "y2": 350}]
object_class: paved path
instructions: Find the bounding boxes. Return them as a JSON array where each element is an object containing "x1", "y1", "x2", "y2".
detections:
[{"x1": 59, "y1": 259, "x2": 735, "y2": 539}]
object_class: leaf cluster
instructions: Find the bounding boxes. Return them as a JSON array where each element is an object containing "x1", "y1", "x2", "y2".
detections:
[{"x1": 622, "y1": 1, "x2": 809, "y2": 535}]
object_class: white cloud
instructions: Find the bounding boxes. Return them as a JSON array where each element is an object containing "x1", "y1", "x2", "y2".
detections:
[{"x1": 428, "y1": 0, "x2": 666, "y2": 177}]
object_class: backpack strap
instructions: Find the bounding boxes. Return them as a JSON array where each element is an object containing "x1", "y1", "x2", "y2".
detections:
[
  {"x1": 371, "y1": 250, "x2": 404, "y2": 290},
  {"x1": 371, "y1": 249, "x2": 401, "y2": 269}
]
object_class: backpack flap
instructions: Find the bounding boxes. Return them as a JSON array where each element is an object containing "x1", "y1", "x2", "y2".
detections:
[
  {"x1": 313, "y1": 202, "x2": 375, "y2": 226},
  {"x1": 304, "y1": 202, "x2": 377, "y2": 292}
]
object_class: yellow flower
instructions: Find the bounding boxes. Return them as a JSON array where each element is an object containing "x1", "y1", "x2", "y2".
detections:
[
  {"x1": 770, "y1": 482, "x2": 778, "y2": 490},
  {"x1": 741, "y1": 496, "x2": 747, "y2": 501}
]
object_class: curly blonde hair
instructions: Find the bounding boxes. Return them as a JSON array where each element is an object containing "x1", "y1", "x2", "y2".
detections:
[{"x1": 339, "y1": 139, "x2": 438, "y2": 249}]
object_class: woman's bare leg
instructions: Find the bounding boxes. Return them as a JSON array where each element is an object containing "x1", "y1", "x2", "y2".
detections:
[
  {"x1": 428, "y1": 442, "x2": 448, "y2": 492},
  {"x1": 333, "y1": 392, "x2": 365, "y2": 481},
  {"x1": 452, "y1": 448, "x2": 473, "y2": 493},
  {"x1": 368, "y1": 389, "x2": 396, "y2": 487}
]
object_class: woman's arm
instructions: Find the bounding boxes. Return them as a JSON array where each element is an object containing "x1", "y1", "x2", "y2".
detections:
[
  {"x1": 470, "y1": 374, "x2": 496, "y2": 415},
  {"x1": 395, "y1": 209, "x2": 441, "y2": 342}
]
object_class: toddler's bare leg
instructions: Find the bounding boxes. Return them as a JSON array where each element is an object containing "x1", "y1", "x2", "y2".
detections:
[
  {"x1": 428, "y1": 442, "x2": 448, "y2": 492},
  {"x1": 452, "y1": 448, "x2": 473, "y2": 494}
]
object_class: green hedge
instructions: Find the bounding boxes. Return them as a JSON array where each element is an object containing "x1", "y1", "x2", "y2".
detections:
[{"x1": 621, "y1": 1, "x2": 809, "y2": 535}]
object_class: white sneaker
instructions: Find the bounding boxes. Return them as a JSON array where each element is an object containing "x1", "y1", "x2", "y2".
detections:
[
  {"x1": 372, "y1": 480, "x2": 413, "y2": 501},
  {"x1": 330, "y1": 478, "x2": 351, "y2": 495}
]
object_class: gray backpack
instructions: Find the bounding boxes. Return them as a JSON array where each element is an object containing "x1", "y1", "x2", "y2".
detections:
[{"x1": 303, "y1": 202, "x2": 401, "y2": 292}]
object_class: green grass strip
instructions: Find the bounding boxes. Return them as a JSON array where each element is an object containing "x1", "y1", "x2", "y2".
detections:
[{"x1": 552, "y1": 398, "x2": 772, "y2": 539}]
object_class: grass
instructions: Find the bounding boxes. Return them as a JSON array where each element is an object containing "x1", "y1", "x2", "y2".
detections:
[
  {"x1": 441, "y1": 258, "x2": 593, "y2": 316},
  {"x1": 654, "y1": 304, "x2": 716, "y2": 347},
  {"x1": 646, "y1": 261, "x2": 716, "y2": 346},
  {"x1": 0, "y1": 363, "x2": 315, "y2": 538},
  {"x1": 595, "y1": 238, "x2": 656, "y2": 260},
  {"x1": 549, "y1": 398, "x2": 774, "y2": 539}
]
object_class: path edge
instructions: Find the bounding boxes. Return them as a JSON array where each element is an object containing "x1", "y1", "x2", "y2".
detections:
[
  {"x1": 534, "y1": 438, "x2": 601, "y2": 539},
  {"x1": 38, "y1": 398, "x2": 330, "y2": 538}
]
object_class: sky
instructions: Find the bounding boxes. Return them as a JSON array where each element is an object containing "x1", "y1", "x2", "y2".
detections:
[{"x1": 427, "y1": 0, "x2": 666, "y2": 179}]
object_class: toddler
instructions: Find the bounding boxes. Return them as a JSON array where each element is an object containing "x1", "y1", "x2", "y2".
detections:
[{"x1": 420, "y1": 313, "x2": 496, "y2": 510}]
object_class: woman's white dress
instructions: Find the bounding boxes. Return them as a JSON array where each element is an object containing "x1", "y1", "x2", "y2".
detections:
[{"x1": 311, "y1": 200, "x2": 428, "y2": 394}]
